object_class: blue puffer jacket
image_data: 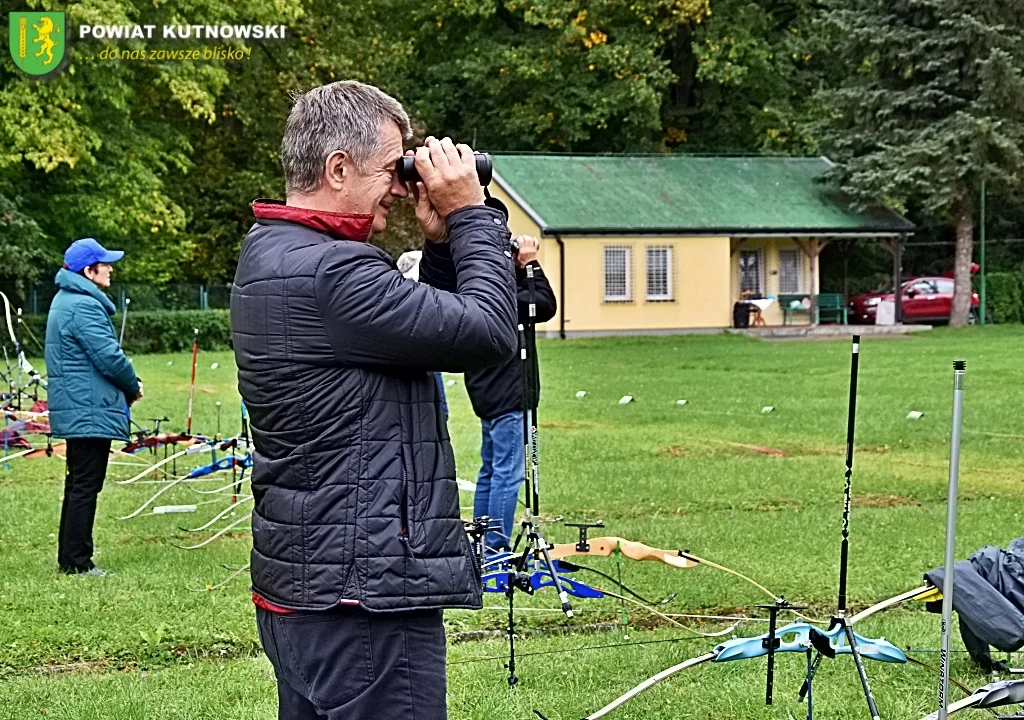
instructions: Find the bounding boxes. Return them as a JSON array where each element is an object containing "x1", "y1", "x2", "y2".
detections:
[{"x1": 45, "y1": 269, "x2": 140, "y2": 440}]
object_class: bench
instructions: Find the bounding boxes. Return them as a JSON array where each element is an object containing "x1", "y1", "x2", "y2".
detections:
[
  {"x1": 816, "y1": 293, "x2": 848, "y2": 325},
  {"x1": 780, "y1": 294, "x2": 811, "y2": 325},
  {"x1": 780, "y1": 293, "x2": 848, "y2": 325}
]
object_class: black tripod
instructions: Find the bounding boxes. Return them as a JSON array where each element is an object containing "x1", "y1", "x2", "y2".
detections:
[
  {"x1": 798, "y1": 335, "x2": 883, "y2": 719},
  {"x1": 501, "y1": 262, "x2": 573, "y2": 687}
]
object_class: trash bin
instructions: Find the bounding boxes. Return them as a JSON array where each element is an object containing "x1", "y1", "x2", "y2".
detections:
[{"x1": 733, "y1": 302, "x2": 751, "y2": 329}]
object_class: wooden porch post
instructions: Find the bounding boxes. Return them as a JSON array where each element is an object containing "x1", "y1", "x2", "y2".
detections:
[
  {"x1": 895, "y1": 234, "x2": 905, "y2": 324},
  {"x1": 881, "y1": 236, "x2": 905, "y2": 324}
]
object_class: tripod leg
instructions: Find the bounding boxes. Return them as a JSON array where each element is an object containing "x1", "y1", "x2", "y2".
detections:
[
  {"x1": 842, "y1": 618, "x2": 882, "y2": 720},
  {"x1": 537, "y1": 537, "x2": 573, "y2": 618},
  {"x1": 806, "y1": 647, "x2": 814, "y2": 720},
  {"x1": 506, "y1": 582, "x2": 518, "y2": 687},
  {"x1": 798, "y1": 653, "x2": 824, "y2": 701}
]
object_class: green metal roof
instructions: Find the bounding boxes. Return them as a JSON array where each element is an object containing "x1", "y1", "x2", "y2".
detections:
[{"x1": 491, "y1": 154, "x2": 914, "y2": 237}]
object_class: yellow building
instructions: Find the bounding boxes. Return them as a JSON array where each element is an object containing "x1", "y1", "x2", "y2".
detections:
[{"x1": 489, "y1": 155, "x2": 914, "y2": 337}]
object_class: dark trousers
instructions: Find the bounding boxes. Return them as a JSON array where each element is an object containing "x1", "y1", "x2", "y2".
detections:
[
  {"x1": 57, "y1": 437, "x2": 112, "y2": 573},
  {"x1": 256, "y1": 605, "x2": 447, "y2": 720}
]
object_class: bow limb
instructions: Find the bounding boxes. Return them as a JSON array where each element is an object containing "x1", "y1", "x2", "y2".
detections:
[
  {"x1": 583, "y1": 652, "x2": 717, "y2": 720},
  {"x1": 170, "y1": 513, "x2": 249, "y2": 550},
  {"x1": 547, "y1": 536, "x2": 781, "y2": 601},
  {"x1": 116, "y1": 446, "x2": 194, "y2": 484},
  {"x1": 118, "y1": 472, "x2": 193, "y2": 519},
  {"x1": 548, "y1": 537, "x2": 698, "y2": 569},
  {"x1": 0, "y1": 291, "x2": 17, "y2": 348},
  {"x1": 849, "y1": 584, "x2": 941, "y2": 625},
  {"x1": 1, "y1": 447, "x2": 36, "y2": 462}
]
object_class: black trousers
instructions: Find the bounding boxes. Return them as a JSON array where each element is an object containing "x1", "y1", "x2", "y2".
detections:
[
  {"x1": 57, "y1": 437, "x2": 112, "y2": 573},
  {"x1": 256, "y1": 605, "x2": 447, "y2": 720}
]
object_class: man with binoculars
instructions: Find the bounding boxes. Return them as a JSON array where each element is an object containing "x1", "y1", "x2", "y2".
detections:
[{"x1": 231, "y1": 80, "x2": 517, "y2": 720}]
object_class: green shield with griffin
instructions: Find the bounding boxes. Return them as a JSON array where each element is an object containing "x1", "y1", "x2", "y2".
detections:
[{"x1": 9, "y1": 11, "x2": 66, "y2": 76}]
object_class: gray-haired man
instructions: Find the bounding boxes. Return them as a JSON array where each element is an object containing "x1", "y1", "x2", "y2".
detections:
[{"x1": 231, "y1": 81, "x2": 517, "y2": 719}]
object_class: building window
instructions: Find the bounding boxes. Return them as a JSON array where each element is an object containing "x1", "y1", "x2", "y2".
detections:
[
  {"x1": 739, "y1": 249, "x2": 764, "y2": 296},
  {"x1": 778, "y1": 249, "x2": 804, "y2": 294},
  {"x1": 646, "y1": 246, "x2": 672, "y2": 301},
  {"x1": 604, "y1": 245, "x2": 631, "y2": 302}
]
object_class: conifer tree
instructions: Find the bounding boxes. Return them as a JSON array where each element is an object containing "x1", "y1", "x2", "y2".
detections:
[{"x1": 813, "y1": 0, "x2": 1024, "y2": 324}]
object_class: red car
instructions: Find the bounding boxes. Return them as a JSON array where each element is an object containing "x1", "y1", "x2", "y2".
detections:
[{"x1": 848, "y1": 276, "x2": 980, "y2": 324}]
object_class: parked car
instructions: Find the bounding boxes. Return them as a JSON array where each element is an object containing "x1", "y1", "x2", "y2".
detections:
[{"x1": 848, "y1": 277, "x2": 980, "y2": 324}]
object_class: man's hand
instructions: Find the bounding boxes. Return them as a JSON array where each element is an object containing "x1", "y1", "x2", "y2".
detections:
[
  {"x1": 408, "y1": 150, "x2": 447, "y2": 243},
  {"x1": 514, "y1": 235, "x2": 539, "y2": 268},
  {"x1": 413, "y1": 137, "x2": 485, "y2": 219},
  {"x1": 130, "y1": 381, "x2": 144, "y2": 406}
]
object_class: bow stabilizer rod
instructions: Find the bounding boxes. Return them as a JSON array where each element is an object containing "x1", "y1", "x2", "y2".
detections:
[{"x1": 186, "y1": 328, "x2": 199, "y2": 435}]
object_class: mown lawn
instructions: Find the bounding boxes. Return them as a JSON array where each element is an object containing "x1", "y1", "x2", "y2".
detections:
[{"x1": 2, "y1": 326, "x2": 1022, "y2": 719}]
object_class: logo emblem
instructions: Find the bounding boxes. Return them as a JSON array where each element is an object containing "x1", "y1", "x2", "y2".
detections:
[{"x1": 9, "y1": 12, "x2": 66, "y2": 76}]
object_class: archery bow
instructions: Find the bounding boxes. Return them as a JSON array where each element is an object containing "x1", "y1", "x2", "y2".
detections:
[
  {"x1": 580, "y1": 612, "x2": 906, "y2": 720},
  {"x1": 481, "y1": 535, "x2": 779, "y2": 611},
  {"x1": 570, "y1": 582, "x2": 947, "y2": 719},
  {"x1": 0, "y1": 291, "x2": 45, "y2": 392}
]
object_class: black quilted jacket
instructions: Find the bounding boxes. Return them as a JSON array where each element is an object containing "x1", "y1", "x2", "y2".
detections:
[{"x1": 231, "y1": 203, "x2": 517, "y2": 611}]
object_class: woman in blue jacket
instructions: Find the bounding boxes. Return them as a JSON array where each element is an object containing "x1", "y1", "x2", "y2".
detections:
[{"x1": 46, "y1": 238, "x2": 142, "y2": 575}]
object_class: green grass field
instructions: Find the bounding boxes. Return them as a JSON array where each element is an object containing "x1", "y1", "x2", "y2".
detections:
[{"x1": 3, "y1": 327, "x2": 1023, "y2": 719}]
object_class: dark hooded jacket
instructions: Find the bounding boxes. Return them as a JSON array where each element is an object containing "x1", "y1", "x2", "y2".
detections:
[
  {"x1": 465, "y1": 262, "x2": 556, "y2": 419},
  {"x1": 231, "y1": 200, "x2": 517, "y2": 612}
]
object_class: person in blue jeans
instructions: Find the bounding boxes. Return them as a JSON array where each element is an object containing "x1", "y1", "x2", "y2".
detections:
[{"x1": 465, "y1": 235, "x2": 556, "y2": 550}]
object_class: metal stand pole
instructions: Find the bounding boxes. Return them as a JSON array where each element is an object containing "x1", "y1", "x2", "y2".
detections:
[
  {"x1": 838, "y1": 334, "x2": 861, "y2": 615},
  {"x1": 119, "y1": 297, "x2": 131, "y2": 346},
  {"x1": 938, "y1": 360, "x2": 967, "y2": 720},
  {"x1": 799, "y1": 335, "x2": 882, "y2": 718},
  {"x1": 504, "y1": 304, "x2": 573, "y2": 687}
]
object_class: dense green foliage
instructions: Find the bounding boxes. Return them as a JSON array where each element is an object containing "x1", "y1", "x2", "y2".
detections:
[
  {"x1": 3, "y1": 0, "x2": 1024, "y2": 301},
  {"x1": 21, "y1": 309, "x2": 232, "y2": 355},
  {"x1": 985, "y1": 271, "x2": 1024, "y2": 324}
]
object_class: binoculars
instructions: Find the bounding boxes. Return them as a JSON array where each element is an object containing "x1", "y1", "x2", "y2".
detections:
[{"x1": 396, "y1": 152, "x2": 492, "y2": 186}]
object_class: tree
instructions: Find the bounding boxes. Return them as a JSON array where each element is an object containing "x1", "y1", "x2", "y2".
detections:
[
  {"x1": 681, "y1": 0, "x2": 821, "y2": 152},
  {"x1": 0, "y1": 194, "x2": 54, "y2": 295},
  {"x1": 0, "y1": 0, "x2": 304, "y2": 284},
  {"x1": 811, "y1": 0, "x2": 1024, "y2": 325},
  {"x1": 391, "y1": 0, "x2": 710, "y2": 152}
]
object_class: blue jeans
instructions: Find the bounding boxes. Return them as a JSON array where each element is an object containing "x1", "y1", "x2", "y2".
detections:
[{"x1": 474, "y1": 410, "x2": 525, "y2": 551}]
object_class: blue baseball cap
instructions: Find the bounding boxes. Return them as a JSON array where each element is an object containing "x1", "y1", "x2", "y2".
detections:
[{"x1": 63, "y1": 238, "x2": 125, "y2": 273}]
